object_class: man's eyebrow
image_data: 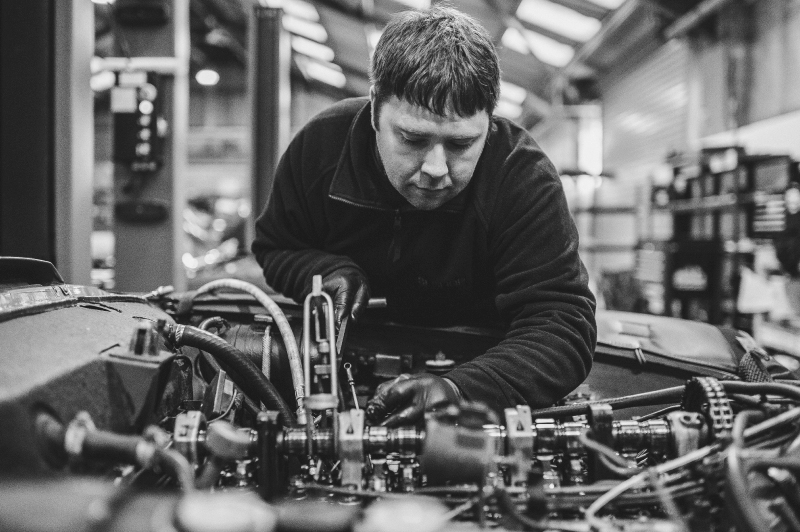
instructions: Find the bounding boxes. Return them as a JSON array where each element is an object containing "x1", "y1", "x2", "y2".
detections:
[{"x1": 396, "y1": 126, "x2": 481, "y2": 141}]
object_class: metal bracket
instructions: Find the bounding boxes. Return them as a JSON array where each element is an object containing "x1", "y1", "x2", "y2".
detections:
[
  {"x1": 504, "y1": 405, "x2": 534, "y2": 485},
  {"x1": 339, "y1": 409, "x2": 365, "y2": 488}
]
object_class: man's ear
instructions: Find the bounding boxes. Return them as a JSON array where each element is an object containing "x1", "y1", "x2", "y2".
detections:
[{"x1": 369, "y1": 86, "x2": 379, "y2": 131}]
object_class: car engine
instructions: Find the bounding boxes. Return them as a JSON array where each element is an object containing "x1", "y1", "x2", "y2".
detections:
[{"x1": 1, "y1": 257, "x2": 799, "y2": 532}]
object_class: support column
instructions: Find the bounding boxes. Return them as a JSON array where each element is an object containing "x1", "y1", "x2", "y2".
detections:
[
  {"x1": 0, "y1": 1, "x2": 55, "y2": 262},
  {"x1": 111, "y1": 0, "x2": 190, "y2": 293},
  {"x1": 54, "y1": 0, "x2": 95, "y2": 285},
  {"x1": 249, "y1": 5, "x2": 291, "y2": 221}
]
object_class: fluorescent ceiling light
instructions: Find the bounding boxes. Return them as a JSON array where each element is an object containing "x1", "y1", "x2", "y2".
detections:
[
  {"x1": 495, "y1": 100, "x2": 522, "y2": 120},
  {"x1": 502, "y1": 28, "x2": 575, "y2": 67},
  {"x1": 523, "y1": 30, "x2": 575, "y2": 66},
  {"x1": 282, "y1": 14, "x2": 327, "y2": 42},
  {"x1": 501, "y1": 27, "x2": 529, "y2": 55},
  {"x1": 92, "y1": 0, "x2": 114, "y2": 4},
  {"x1": 291, "y1": 36, "x2": 335, "y2": 62},
  {"x1": 282, "y1": 0, "x2": 319, "y2": 21},
  {"x1": 297, "y1": 56, "x2": 346, "y2": 88},
  {"x1": 394, "y1": 0, "x2": 431, "y2": 10},
  {"x1": 195, "y1": 69, "x2": 220, "y2": 86},
  {"x1": 585, "y1": 0, "x2": 625, "y2": 8},
  {"x1": 500, "y1": 81, "x2": 527, "y2": 105},
  {"x1": 516, "y1": 0, "x2": 601, "y2": 42}
]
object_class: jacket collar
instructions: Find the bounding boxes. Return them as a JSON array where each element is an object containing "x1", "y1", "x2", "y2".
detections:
[{"x1": 328, "y1": 99, "x2": 469, "y2": 214}]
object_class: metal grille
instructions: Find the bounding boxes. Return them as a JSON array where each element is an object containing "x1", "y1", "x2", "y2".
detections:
[{"x1": 602, "y1": 40, "x2": 690, "y2": 170}]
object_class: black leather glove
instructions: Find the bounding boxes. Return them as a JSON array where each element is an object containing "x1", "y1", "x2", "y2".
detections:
[
  {"x1": 321, "y1": 267, "x2": 370, "y2": 328},
  {"x1": 365, "y1": 373, "x2": 460, "y2": 427}
]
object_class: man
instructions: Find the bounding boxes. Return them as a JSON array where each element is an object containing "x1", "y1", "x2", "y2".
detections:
[{"x1": 252, "y1": 6, "x2": 596, "y2": 426}]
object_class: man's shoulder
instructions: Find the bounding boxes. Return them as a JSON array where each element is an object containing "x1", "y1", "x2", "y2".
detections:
[
  {"x1": 304, "y1": 97, "x2": 370, "y2": 132},
  {"x1": 478, "y1": 116, "x2": 558, "y2": 186}
]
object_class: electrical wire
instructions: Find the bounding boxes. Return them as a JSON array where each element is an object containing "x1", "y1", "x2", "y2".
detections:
[
  {"x1": 440, "y1": 497, "x2": 480, "y2": 521},
  {"x1": 634, "y1": 405, "x2": 681, "y2": 422},
  {"x1": 722, "y1": 381, "x2": 800, "y2": 403},
  {"x1": 732, "y1": 410, "x2": 766, "y2": 448},
  {"x1": 494, "y1": 489, "x2": 585, "y2": 532},
  {"x1": 530, "y1": 386, "x2": 685, "y2": 419},
  {"x1": 743, "y1": 407, "x2": 800, "y2": 442},
  {"x1": 207, "y1": 390, "x2": 239, "y2": 424},
  {"x1": 647, "y1": 468, "x2": 689, "y2": 532},
  {"x1": 585, "y1": 443, "x2": 718, "y2": 531},
  {"x1": 578, "y1": 431, "x2": 633, "y2": 469}
]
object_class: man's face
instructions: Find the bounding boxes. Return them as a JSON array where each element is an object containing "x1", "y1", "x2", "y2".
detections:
[{"x1": 372, "y1": 93, "x2": 490, "y2": 210}]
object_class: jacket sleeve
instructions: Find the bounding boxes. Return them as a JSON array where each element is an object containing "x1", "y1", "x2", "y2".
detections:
[
  {"x1": 251, "y1": 128, "x2": 363, "y2": 302},
  {"x1": 445, "y1": 153, "x2": 597, "y2": 414}
]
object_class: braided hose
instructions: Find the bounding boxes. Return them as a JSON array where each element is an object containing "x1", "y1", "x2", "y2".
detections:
[{"x1": 194, "y1": 279, "x2": 306, "y2": 424}]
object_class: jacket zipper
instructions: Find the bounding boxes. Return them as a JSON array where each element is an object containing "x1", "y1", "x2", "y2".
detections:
[{"x1": 329, "y1": 194, "x2": 389, "y2": 211}]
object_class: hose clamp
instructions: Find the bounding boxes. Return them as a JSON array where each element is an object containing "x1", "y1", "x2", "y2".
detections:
[
  {"x1": 64, "y1": 411, "x2": 96, "y2": 458},
  {"x1": 174, "y1": 324, "x2": 185, "y2": 345}
]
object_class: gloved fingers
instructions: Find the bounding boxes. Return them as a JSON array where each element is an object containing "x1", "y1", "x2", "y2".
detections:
[
  {"x1": 365, "y1": 375, "x2": 411, "y2": 423},
  {"x1": 329, "y1": 282, "x2": 353, "y2": 330},
  {"x1": 349, "y1": 282, "x2": 370, "y2": 322},
  {"x1": 381, "y1": 403, "x2": 424, "y2": 427}
]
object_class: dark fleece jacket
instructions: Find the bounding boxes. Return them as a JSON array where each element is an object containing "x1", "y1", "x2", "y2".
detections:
[{"x1": 252, "y1": 97, "x2": 596, "y2": 414}]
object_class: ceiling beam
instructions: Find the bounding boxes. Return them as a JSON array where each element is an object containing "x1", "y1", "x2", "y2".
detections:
[
  {"x1": 546, "y1": 0, "x2": 610, "y2": 20},
  {"x1": 515, "y1": 17, "x2": 583, "y2": 47}
]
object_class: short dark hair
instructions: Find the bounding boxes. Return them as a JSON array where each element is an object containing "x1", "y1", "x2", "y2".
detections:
[{"x1": 370, "y1": 5, "x2": 500, "y2": 119}]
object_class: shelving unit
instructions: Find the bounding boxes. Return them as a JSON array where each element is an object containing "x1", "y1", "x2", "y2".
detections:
[{"x1": 637, "y1": 148, "x2": 798, "y2": 332}]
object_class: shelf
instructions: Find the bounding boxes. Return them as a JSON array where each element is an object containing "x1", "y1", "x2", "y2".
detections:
[{"x1": 655, "y1": 192, "x2": 782, "y2": 213}]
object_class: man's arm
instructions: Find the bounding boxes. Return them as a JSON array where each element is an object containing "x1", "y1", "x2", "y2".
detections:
[
  {"x1": 444, "y1": 155, "x2": 597, "y2": 414},
  {"x1": 251, "y1": 129, "x2": 369, "y2": 322}
]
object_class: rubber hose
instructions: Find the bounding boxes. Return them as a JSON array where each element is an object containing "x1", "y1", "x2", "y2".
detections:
[
  {"x1": 153, "y1": 447, "x2": 195, "y2": 492},
  {"x1": 722, "y1": 381, "x2": 800, "y2": 402},
  {"x1": 731, "y1": 410, "x2": 765, "y2": 448},
  {"x1": 194, "y1": 279, "x2": 305, "y2": 423},
  {"x1": 173, "y1": 325, "x2": 294, "y2": 426},
  {"x1": 725, "y1": 447, "x2": 770, "y2": 532},
  {"x1": 529, "y1": 386, "x2": 686, "y2": 418},
  {"x1": 81, "y1": 431, "x2": 141, "y2": 463}
]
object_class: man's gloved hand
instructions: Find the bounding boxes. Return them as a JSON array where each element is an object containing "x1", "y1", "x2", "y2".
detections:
[
  {"x1": 321, "y1": 267, "x2": 370, "y2": 328},
  {"x1": 365, "y1": 373, "x2": 460, "y2": 427}
]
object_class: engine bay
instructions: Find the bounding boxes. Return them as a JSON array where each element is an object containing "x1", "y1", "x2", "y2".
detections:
[{"x1": 1, "y1": 258, "x2": 799, "y2": 532}]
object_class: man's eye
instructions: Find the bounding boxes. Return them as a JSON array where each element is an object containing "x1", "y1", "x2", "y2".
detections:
[
  {"x1": 448, "y1": 141, "x2": 473, "y2": 151},
  {"x1": 401, "y1": 136, "x2": 426, "y2": 146}
]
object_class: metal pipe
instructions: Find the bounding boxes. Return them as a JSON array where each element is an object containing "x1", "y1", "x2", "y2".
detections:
[{"x1": 664, "y1": 0, "x2": 738, "y2": 40}]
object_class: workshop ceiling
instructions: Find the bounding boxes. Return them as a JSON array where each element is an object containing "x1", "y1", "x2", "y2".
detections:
[{"x1": 94, "y1": 0, "x2": 708, "y2": 128}]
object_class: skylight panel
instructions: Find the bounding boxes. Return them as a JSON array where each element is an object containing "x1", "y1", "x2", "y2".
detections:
[
  {"x1": 291, "y1": 36, "x2": 335, "y2": 62},
  {"x1": 394, "y1": 0, "x2": 431, "y2": 10},
  {"x1": 282, "y1": 14, "x2": 328, "y2": 42},
  {"x1": 585, "y1": 0, "x2": 626, "y2": 9},
  {"x1": 500, "y1": 81, "x2": 527, "y2": 105},
  {"x1": 516, "y1": 0, "x2": 601, "y2": 42},
  {"x1": 501, "y1": 27, "x2": 575, "y2": 67},
  {"x1": 282, "y1": 0, "x2": 319, "y2": 21}
]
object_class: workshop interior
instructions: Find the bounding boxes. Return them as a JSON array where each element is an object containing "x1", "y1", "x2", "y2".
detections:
[{"x1": 3, "y1": 0, "x2": 800, "y2": 531}]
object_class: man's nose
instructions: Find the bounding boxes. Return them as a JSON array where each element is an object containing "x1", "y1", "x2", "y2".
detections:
[{"x1": 420, "y1": 144, "x2": 448, "y2": 184}]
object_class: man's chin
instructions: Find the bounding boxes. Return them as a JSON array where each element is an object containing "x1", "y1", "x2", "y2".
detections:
[{"x1": 405, "y1": 191, "x2": 451, "y2": 210}]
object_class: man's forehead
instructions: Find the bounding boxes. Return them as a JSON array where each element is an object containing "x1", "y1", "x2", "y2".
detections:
[{"x1": 386, "y1": 96, "x2": 489, "y2": 133}]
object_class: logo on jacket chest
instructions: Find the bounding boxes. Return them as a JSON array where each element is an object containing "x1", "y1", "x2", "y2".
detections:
[{"x1": 416, "y1": 276, "x2": 467, "y2": 290}]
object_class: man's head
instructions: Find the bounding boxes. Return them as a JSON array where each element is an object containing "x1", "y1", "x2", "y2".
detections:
[{"x1": 369, "y1": 6, "x2": 500, "y2": 210}]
